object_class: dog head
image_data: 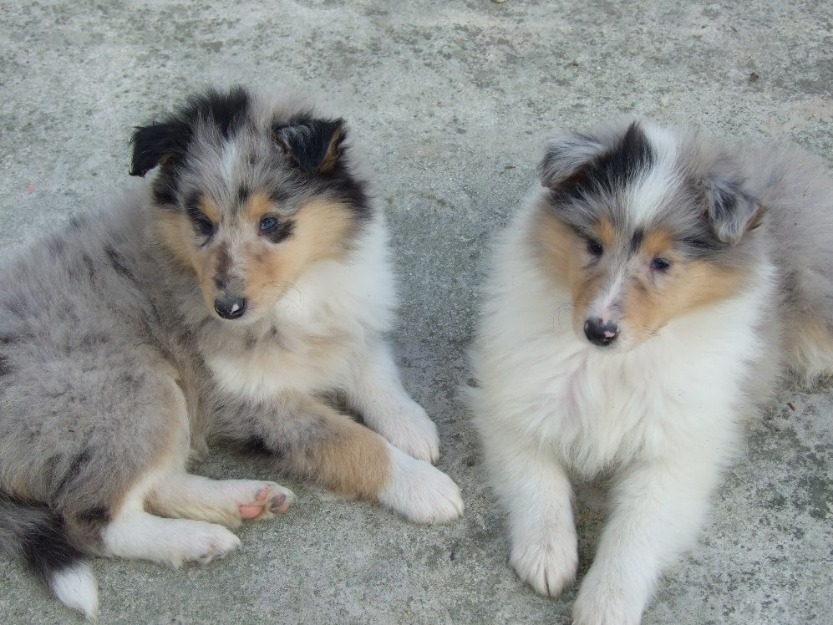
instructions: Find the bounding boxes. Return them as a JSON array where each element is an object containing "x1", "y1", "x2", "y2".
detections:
[
  {"x1": 130, "y1": 86, "x2": 369, "y2": 323},
  {"x1": 534, "y1": 119, "x2": 764, "y2": 351}
]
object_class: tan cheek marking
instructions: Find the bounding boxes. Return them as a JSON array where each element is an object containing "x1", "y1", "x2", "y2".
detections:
[
  {"x1": 622, "y1": 279, "x2": 663, "y2": 344},
  {"x1": 243, "y1": 199, "x2": 357, "y2": 304},
  {"x1": 623, "y1": 259, "x2": 744, "y2": 342},
  {"x1": 292, "y1": 199, "x2": 357, "y2": 261},
  {"x1": 530, "y1": 207, "x2": 605, "y2": 331},
  {"x1": 154, "y1": 211, "x2": 193, "y2": 268},
  {"x1": 680, "y1": 261, "x2": 745, "y2": 309},
  {"x1": 570, "y1": 271, "x2": 606, "y2": 333},
  {"x1": 532, "y1": 207, "x2": 574, "y2": 289},
  {"x1": 152, "y1": 211, "x2": 217, "y2": 311}
]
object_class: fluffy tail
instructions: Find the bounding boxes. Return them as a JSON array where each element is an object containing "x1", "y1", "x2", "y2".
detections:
[{"x1": 0, "y1": 493, "x2": 98, "y2": 618}]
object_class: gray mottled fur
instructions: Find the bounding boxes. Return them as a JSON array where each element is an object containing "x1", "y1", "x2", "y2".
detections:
[
  {"x1": 677, "y1": 127, "x2": 833, "y2": 391},
  {"x1": 540, "y1": 118, "x2": 833, "y2": 399},
  {"x1": 0, "y1": 88, "x2": 385, "y2": 608},
  {"x1": 742, "y1": 141, "x2": 833, "y2": 383}
]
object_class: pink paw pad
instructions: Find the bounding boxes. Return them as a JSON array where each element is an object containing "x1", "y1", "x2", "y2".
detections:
[{"x1": 238, "y1": 486, "x2": 293, "y2": 520}]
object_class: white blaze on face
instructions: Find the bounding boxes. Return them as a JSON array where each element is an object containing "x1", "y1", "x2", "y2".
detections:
[
  {"x1": 626, "y1": 122, "x2": 683, "y2": 225},
  {"x1": 589, "y1": 262, "x2": 628, "y2": 326},
  {"x1": 221, "y1": 140, "x2": 241, "y2": 183}
]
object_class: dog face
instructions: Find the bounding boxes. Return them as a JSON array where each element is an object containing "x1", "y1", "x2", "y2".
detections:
[
  {"x1": 533, "y1": 121, "x2": 763, "y2": 351},
  {"x1": 130, "y1": 87, "x2": 369, "y2": 323}
]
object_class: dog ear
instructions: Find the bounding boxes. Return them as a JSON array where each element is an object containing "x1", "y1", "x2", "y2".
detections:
[
  {"x1": 703, "y1": 174, "x2": 764, "y2": 245},
  {"x1": 129, "y1": 121, "x2": 191, "y2": 177},
  {"x1": 539, "y1": 130, "x2": 608, "y2": 188},
  {"x1": 273, "y1": 117, "x2": 346, "y2": 173},
  {"x1": 538, "y1": 120, "x2": 641, "y2": 189}
]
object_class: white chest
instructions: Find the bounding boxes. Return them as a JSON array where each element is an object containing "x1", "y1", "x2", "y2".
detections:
[
  {"x1": 206, "y1": 327, "x2": 361, "y2": 402},
  {"x1": 531, "y1": 325, "x2": 753, "y2": 474},
  {"x1": 196, "y1": 219, "x2": 396, "y2": 403}
]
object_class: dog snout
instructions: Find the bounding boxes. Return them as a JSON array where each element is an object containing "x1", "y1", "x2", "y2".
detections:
[
  {"x1": 584, "y1": 317, "x2": 619, "y2": 347},
  {"x1": 214, "y1": 295, "x2": 247, "y2": 320}
]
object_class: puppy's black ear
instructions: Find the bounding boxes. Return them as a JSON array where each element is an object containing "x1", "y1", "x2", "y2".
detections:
[
  {"x1": 129, "y1": 121, "x2": 191, "y2": 177},
  {"x1": 273, "y1": 117, "x2": 345, "y2": 173},
  {"x1": 538, "y1": 130, "x2": 608, "y2": 188},
  {"x1": 703, "y1": 174, "x2": 764, "y2": 245}
]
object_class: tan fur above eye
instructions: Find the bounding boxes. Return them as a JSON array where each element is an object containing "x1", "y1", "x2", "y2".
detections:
[{"x1": 242, "y1": 192, "x2": 274, "y2": 223}]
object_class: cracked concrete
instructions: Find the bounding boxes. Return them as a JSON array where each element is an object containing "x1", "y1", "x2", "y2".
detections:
[{"x1": 0, "y1": 1, "x2": 831, "y2": 623}]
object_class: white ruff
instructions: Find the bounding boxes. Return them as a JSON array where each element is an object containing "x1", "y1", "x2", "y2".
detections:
[{"x1": 207, "y1": 219, "x2": 396, "y2": 401}]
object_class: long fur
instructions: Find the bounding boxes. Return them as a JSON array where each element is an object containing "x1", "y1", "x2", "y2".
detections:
[
  {"x1": 0, "y1": 87, "x2": 462, "y2": 617},
  {"x1": 470, "y1": 119, "x2": 833, "y2": 625}
]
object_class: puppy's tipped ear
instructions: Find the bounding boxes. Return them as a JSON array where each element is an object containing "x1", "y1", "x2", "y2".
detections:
[
  {"x1": 129, "y1": 121, "x2": 190, "y2": 177},
  {"x1": 538, "y1": 130, "x2": 607, "y2": 188},
  {"x1": 704, "y1": 175, "x2": 764, "y2": 245},
  {"x1": 273, "y1": 117, "x2": 346, "y2": 173}
]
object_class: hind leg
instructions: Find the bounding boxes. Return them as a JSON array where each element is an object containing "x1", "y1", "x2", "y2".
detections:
[
  {"x1": 98, "y1": 461, "x2": 241, "y2": 567},
  {"x1": 101, "y1": 510, "x2": 240, "y2": 567},
  {"x1": 147, "y1": 473, "x2": 295, "y2": 529},
  {"x1": 66, "y1": 366, "x2": 244, "y2": 565}
]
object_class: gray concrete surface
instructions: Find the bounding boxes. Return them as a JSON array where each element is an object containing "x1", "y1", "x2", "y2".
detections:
[{"x1": 0, "y1": 1, "x2": 831, "y2": 623}]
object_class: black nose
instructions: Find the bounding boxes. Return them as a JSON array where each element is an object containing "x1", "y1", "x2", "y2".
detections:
[
  {"x1": 584, "y1": 318, "x2": 619, "y2": 347},
  {"x1": 214, "y1": 295, "x2": 247, "y2": 320}
]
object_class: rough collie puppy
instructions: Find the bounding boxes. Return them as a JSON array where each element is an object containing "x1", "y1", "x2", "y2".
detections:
[
  {"x1": 0, "y1": 87, "x2": 463, "y2": 618},
  {"x1": 470, "y1": 119, "x2": 833, "y2": 624}
]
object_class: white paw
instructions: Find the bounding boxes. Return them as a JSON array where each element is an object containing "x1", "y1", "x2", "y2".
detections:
[
  {"x1": 510, "y1": 527, "x2": 578, "y2": 597},
  {"x1": 235, "y1": 481, "x2": 296, "y2": 520},
  {"x1": 378, "y1": 445, "x2": 463, "y2": 524},
  {"x1": 372, "y1": 399, "x2": 440, "y2": 464},
  {"x1": 171, "y1": 522, "x2": 241, "y2": 566},
  {"x1": 572, "y1": 566, "x2": 645, "y2": 625}
]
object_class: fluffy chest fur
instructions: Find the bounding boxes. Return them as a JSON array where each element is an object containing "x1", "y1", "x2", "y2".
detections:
[
  {"x1": 474, "y1": 206, "x2": 777, "y2": 475},
  {"x1": 198, "y1": 223, "x2": 396, "y2": 402},
  {"x1": 529, "y1": 315, "x2": 759, "y2": 473}
]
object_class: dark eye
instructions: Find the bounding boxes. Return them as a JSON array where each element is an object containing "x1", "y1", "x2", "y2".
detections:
[
  {"x1": 187, "y1": 208, "x2": 215, "y2": 241},
  {"x1": 586, "y1": 238, "x2": 604, "y2": 257},
  {"x1": 651, "y1": 257, "x2": 671, "y2": 272},
  {"x1": 259, "y1": 216, "x2": 278, "y2": 232}
]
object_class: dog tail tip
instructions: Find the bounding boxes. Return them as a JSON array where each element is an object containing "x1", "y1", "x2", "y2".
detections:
[{"x1": 49, "y1": 561, "x2": 99, "y2": 619}]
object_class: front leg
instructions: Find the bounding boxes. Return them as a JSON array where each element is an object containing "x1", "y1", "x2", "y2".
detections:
[
  {"x1": 345, "y1": 341, "x2": 440, "y2": 463},
  {"x1": 225, "y1": 392, "x2": 462, "y2": 524},
  {"x1": 479, "y1": 421, "x2": 578, "y2": 597},
  {"x1": 573, "y1": 448, "x2": 725, "y2": 625}
]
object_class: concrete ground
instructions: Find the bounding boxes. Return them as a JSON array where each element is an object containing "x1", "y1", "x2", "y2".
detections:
[{"x1": 1, "y1": 1, "x2": 831, "y2": 623}]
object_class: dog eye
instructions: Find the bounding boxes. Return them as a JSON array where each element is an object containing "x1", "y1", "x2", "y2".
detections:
[
  {"x1": 586, "y1": 238, "x2": 604, "y2": 257},
  {"x1": 187, "y1": 209, "x2": 215, "y2": 240},
  {"x1": 259, "y1": 216, "x2": 278, "y2": 232},
  {"x1": 651, "y1": 257, "x2": 671, "y2": 272}
]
